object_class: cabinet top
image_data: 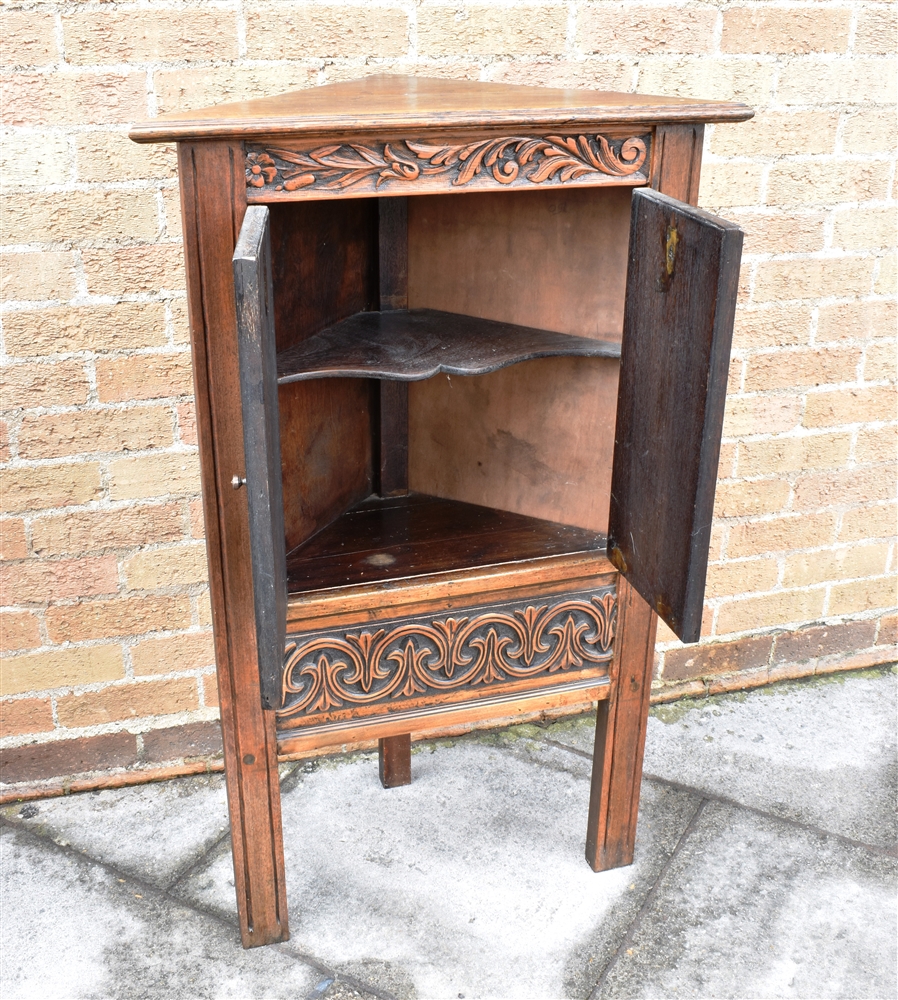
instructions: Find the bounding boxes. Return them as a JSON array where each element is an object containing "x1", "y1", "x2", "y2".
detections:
[{"x1": 129, "y1": 74, "x2": 752, "y2": 143}]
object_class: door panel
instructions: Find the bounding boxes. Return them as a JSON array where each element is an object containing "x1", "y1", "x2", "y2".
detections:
[
  {"x1": 609, "y1": 188, "x2": 743, "y2": 643},
  {"x1": 233, "y1": 205, "x2": 287, "y2": 708}
]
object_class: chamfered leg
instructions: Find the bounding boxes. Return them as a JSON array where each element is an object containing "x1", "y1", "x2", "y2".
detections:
[
  {"x1": 379, "y1": 733, "x2": 413, "y2": 788},
  {"x1": 585, "y1": 576, "x2": 658, "y2": 870}
]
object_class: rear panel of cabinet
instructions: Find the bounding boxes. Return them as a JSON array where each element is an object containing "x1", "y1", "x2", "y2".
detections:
[{"x1": 407, "y1": 186, "x2": 631, "y2": 533}]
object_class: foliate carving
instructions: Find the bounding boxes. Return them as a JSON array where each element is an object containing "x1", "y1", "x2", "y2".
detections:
[
  {"x1": 245, "y1": 134, "x2": 649, "y2": 196},
  {"x1": 278, "y1": 588, "x2": 617, "y2": 720}
]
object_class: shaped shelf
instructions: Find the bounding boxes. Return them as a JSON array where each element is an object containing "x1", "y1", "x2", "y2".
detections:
[
  {"x1": 285, "y1": 492, "x2": 605, "y2": 594},
  {"x1": 276, "y1": 308, "x2": 621, "y2": 383}
]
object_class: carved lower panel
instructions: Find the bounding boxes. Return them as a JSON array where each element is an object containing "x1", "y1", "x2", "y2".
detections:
[
  {"x1": 277, "y1": 586, "x2": 616, "y2": 726},
  {"x1": 246, "y1": 133, "x2": 650, "y2": 200}
]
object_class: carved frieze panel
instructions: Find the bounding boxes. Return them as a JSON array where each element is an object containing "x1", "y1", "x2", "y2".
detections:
[
  {"x1": 277, "y1": 586, "x2": 617, "y2": 723},
  {"x1": 246, "y1": 133, "x2": 650, "y2": 200}
]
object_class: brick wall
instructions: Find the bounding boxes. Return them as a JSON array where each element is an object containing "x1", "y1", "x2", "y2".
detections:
[{"x1": 1, "y1": 0, "x2": 895, "y2": 792}]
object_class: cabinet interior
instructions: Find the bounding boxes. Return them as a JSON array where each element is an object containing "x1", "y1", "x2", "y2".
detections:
[{"x1": 269, "y1": 185, "x2": 632, "y2": 598}]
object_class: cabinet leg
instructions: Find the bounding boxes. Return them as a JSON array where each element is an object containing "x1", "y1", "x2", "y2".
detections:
[
  {"x1": 379, "y1": 734, "x2": 412, "y2": 788},
  {"x1": 585, "y1": 577, "x2": 658, "y2": 871},
  {"x1": 221, "y1": 702, "x2": 290, "y2": 947}
]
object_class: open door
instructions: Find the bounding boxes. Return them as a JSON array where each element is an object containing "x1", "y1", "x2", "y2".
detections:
[
  {"x1": 233, "y1": 205, "x2": 287, "y2": 709},
  {"x1": 608, "y1": 188, "x2": 743, "y2": 643}
]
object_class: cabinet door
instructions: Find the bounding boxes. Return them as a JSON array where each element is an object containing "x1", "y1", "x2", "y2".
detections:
[
  {"x1": 233, "y1": 205, "x2": 287, "y2": 709},
  {"x1": 608, "y1": 188, "x2": 743, "y2": 643}
]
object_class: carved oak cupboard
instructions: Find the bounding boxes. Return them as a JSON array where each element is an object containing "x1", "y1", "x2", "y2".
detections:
[{"x1": 130, "y1": 76, "x2": 751, "y2": 947}]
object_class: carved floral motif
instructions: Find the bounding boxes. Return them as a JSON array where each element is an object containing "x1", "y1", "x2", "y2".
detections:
[
  {"x1": 245, "y1": 151, "x2": 278, "y2": 187},
  {"x1": 279, "y1": 589, "x2": 617, "y2": 719},
  {"x1": 246, "y1": 134, "x2": 649, "y2": 195}
]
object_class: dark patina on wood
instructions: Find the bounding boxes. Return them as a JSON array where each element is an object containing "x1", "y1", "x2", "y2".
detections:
[
  {"x1": 608, "y1": 188, "x2": 743, "y2": 642},
  {"x1": 132, "y1": 75, "x2": 750, "y2": 949},
  {"x1": 276, "y1": 307, "x2": 622, "y2": 383},
  {"x1": 285, "y1": 493, "x2": 605, "y2": 593},
  {"x1": 279, "y1": 583, "x2": 617, "y2": 723},
  {"x1": 233, "y1": 206, "x2": 288, "y2": 710},
  {"x1": 243, "y1": 131, "x2": 651, "y2": 200},
  {"x1": 379, "y1": 734, "x2": 412, "y2": 788}
]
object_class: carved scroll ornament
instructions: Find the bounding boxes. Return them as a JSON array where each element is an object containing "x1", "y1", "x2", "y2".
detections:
[
  {"x1": 246, "y1": 134, "x2": 649, "y2": 196},
  {"x1": 279, "y1": 589, "x2": 616, "y2": 720}
]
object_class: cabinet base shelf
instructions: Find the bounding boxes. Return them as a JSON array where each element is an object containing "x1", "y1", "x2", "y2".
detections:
[{"x1": 286, "y1": 492, "x2": 606, "y2": 595}]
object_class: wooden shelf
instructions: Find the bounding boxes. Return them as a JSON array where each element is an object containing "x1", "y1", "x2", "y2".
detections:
[
  {"x1": 285, "y1": 492, "x2": 605, "y2": 593},
  {"x1": 276, "y1": 308, "x2": 621, "y2": 383}
]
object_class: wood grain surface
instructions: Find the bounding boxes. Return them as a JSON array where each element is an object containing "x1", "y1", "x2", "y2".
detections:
[
  {"x1": 285, "y1": 492, "x2": 605, "y2": 593},
  {"x1": 609, "y1": 187, "x2": 743, "y2": 642},
  {"x1": 407, "y1": 186, "x2": 629, "y2": 533},
  {"x1": 130, "y1": 75, "x2": 753, "y2": 143},
  {"x1": 276, "y1": 308, "x2": 621, "y2": 382},
  {"x1": 233, "y1": 206, "x2": 288, "y2": 712},
  {"x1": 585, "y1": 576, "x2": 657, "y2": 871},
  {"x1": 178, "y1": 142, "x2": 289, "y2": 948},
  {"x1": 379, "y1": 734, "x2": 412, "y2": 788},
  {"x1": 269, "y1": 199, "x2": 377, "y2": 549}
]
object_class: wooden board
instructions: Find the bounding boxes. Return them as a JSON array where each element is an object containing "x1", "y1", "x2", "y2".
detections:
[
  {"x1": 243, "y1": 131, "x2": 652, "y2": 202},
  {"x1": 268, "y1": 199, "x2": 377, "y2": 549},
  {"x1": 278, "y1": 581, "x2": 616, "y2": 728},
  {"x1": 285, "y1": 492, "x2": 604, "y2": 594},
  {"x1": 276, "y1": 308, "x2": 621, "y2": 382},
  {"x1": 376, "y1": 198, "x2": 410, "y2": 496},
  {"x1": 608, "y1": 188, "x2": 743, "y2": 642},
  {"x1": 277, "y1": 675, "x2": 610, "y2": 752},
  {"x1": 130, "y1": 74, "x2": 753, "y2": 143},
  {"x1": 407, "y1": 186, "x2": 630, "y2": 533},
  {"x1": 586, "y1": 577, "x2": 657, "y2": 871},
  {"x1": 285, "y1": 548, "x2": 616, "y2": 633},
  {"x1": 179, "y1": 141, "x2": 289, "y2": 948},
  {"x1": 233, "y1": 206, "x2": 288, "y2": 711}
]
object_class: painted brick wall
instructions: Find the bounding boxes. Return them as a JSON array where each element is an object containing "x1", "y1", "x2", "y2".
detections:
[{"x1": 1, "y1": 0, "x2": 895, "y2": 791}]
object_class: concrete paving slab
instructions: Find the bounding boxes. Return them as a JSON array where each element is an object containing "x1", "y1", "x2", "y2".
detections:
[
  {"x1": 597, "y1": 799, "x2": 898, "y2": 1000},
  {"x1": 3, "y1": 668, "x2": 895, "y2": 999},
  {"x1": 544, "y1": 668, "x2": 898, "y2": 849},
  {"x1": 0, "y1": 823, "x2": 322, "y2": 1000},
  {"x1": 175, "y1": 738, "x2": 701, "y2": 1000},
  {"x1": 0, "y1": 771, "x2": 231, "y2": 888}
]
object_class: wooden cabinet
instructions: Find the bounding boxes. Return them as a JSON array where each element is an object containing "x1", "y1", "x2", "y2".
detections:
[{"x1": 131, "y1": 75, "x2": 751, "y2": 948}]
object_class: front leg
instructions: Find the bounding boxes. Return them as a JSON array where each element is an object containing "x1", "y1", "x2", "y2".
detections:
[{"x1": 585, "y1": 577, "x2": 658, "y2": 870}]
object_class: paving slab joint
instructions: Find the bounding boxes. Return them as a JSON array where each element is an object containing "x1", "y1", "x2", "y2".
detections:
[
  {"x1": 0, "y1": 813, "x2": 396, "y2": 998},
  {"x1": 643, "y1": 771, "x2": 898, "y2": 861},
  {"x1": 588, "y1": 797, "x2": 708, "y2": 1000}
]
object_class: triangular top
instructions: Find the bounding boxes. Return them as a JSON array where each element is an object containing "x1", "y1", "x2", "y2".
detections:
[{"x1": 130, "y1": 75, "x2": 752, "y2": 143}]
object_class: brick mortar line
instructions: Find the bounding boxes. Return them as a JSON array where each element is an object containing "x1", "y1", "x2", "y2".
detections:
[
  {"x1": 0, "y1": 706, "x2": 221, "y2": 752},
  {"x1": 1, "y1": 4, "x2": 895, "y2": 739},
  {"x1": 3, "y1": 446, "x2": 200, "y2": 468},
  {"x1": 3, "y1": 656, "x2": 893, "y2": 789},
  {"x1": 655, "y1": 614, "x2": 897, "y2": 647}
]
